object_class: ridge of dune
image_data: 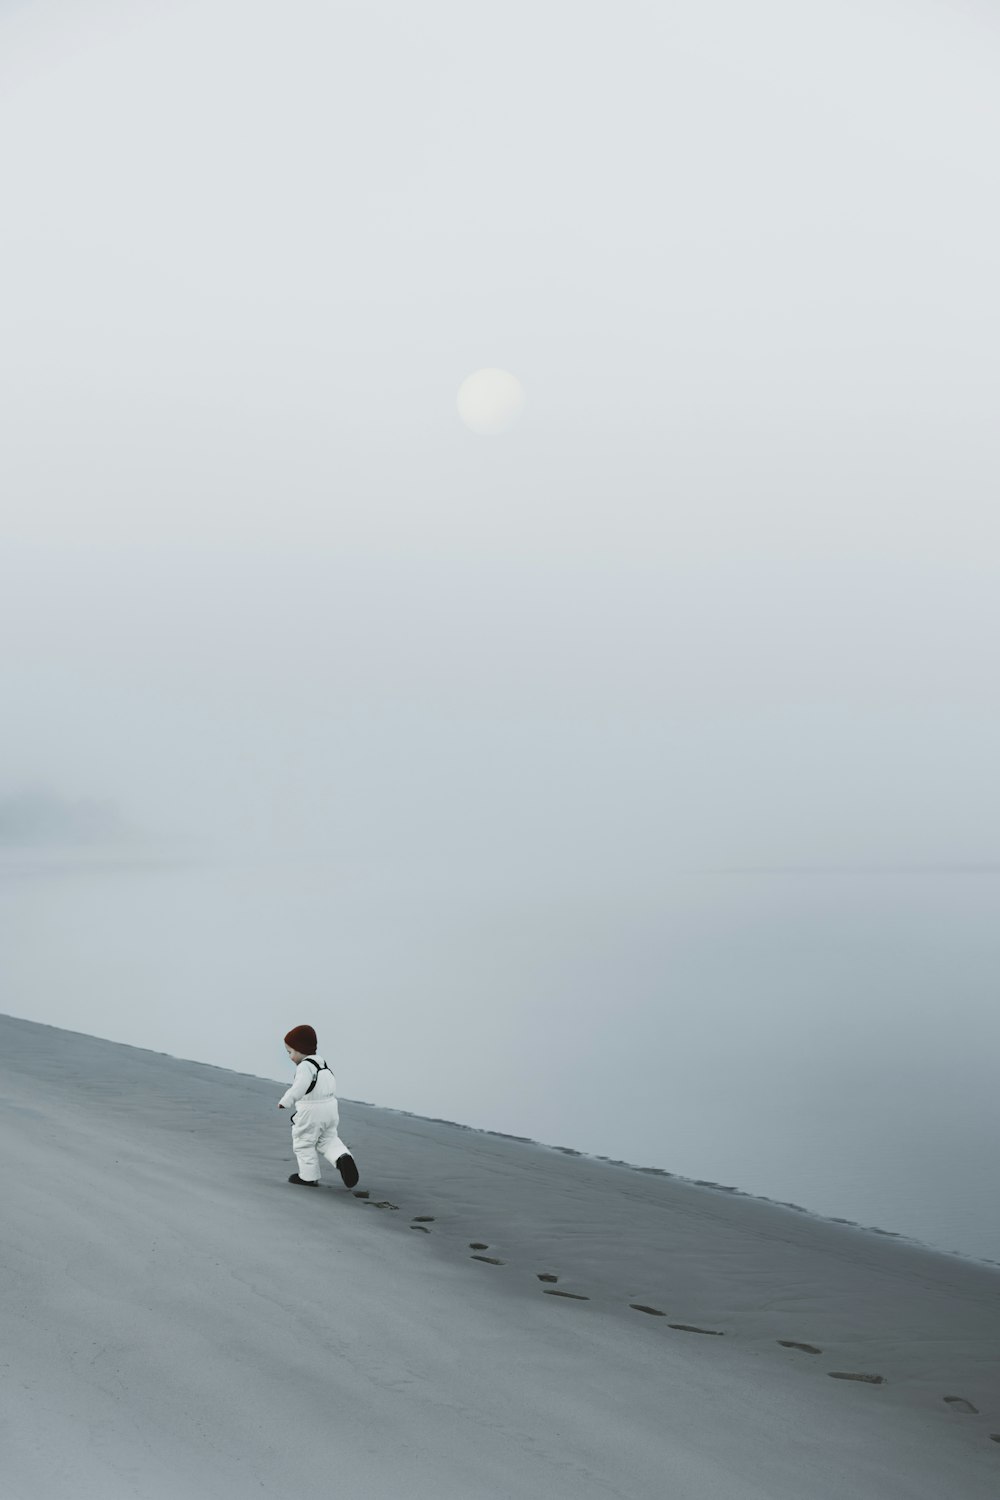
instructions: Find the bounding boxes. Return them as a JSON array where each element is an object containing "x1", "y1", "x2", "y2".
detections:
[
  {"x1": 9, "y1": 1005, "x2": 995, "y2": 1273},
  {"x1": 363, "y1": 1099, "x2": 1000, "y2": 1273},
  {"x1": 2, "y1": 1011, "x2": 998, "y2": 1500}
]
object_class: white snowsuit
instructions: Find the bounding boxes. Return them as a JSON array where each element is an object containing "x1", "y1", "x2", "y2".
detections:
[{"x1": 279, "y1": 1054, "x2": 351, "y2": 1184}]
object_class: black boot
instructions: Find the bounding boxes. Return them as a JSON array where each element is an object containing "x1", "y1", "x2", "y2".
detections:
[
  {"x1": 288, "y1": 1173, "x2": 319, "y2": 1187},
  {"x1": 336, "y1": 1154, "x2": 360, "y2": 1189}
]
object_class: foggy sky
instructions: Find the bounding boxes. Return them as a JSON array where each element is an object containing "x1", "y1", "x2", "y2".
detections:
[{"x1": 2, "y1": 0, "x2": 999, "y2": 876}]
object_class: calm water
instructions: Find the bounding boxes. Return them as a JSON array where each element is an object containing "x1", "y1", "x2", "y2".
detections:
[{"x1": 2, "y1": 852, "x2": 998, "y2": 1265}]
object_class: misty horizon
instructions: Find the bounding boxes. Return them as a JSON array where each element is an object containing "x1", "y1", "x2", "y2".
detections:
[{"x1": 2, "y1": 0, "x2": 999, "y2": 1265}]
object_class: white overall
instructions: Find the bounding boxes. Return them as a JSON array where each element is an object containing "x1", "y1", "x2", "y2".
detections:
[{"x1": 279, "y1": 1055, "x2": 352, "y2": 1184}]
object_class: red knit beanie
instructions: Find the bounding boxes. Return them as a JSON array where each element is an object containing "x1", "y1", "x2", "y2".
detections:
[{"x1": 284, "y1": 1024, "x2": 317, "y2": 1055}]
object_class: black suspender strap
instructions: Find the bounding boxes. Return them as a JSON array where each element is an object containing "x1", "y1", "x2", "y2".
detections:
[{"x1": 303, "y1": 1057, "x2": 330, "y2": 1096}]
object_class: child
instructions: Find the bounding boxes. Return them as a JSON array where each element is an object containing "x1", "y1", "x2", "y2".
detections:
[{"x1": 278, "y1": 1024, "x2": 360, "y2": 1189}]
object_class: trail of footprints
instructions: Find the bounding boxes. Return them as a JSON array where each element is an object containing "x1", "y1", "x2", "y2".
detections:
[{"x1": 347, "y1": 1190, "x2": 997, "y2": 1446}]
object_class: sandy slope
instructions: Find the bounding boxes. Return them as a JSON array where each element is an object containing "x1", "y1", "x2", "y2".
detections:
[{"x1": 1, "y1": 1012, "x2": 998, "y2": 1500}]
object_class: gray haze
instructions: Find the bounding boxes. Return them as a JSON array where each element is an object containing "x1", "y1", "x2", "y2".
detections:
[{"x1": 2, "y1": 2, "x2": 999, "y2": 1257}]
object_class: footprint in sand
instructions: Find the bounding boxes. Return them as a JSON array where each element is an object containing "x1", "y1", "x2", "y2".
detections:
[
  {"x1": 990, "y1": 1434, "x2": 1000, "y2": 1443},
  {"x1": 470, "y1": 1254, "x2": 505, "y2": 1265},
  {"x1": 543, "y1": 1289, "x2": 589, "y2": 1300},
  {"x1": 412, "y1": 1216, "x2": 435, "y2": 1223},
  {"x1": 409, "y1": 1225, "x2": 431, "y2": 1233},
  {"x1": 778, "y1": 1341, "x2": 822, "y2": 1354},
  {"x1": 469, "y1": 1241, "x2": 489, "y2": 1250},
  {"x1": 943, "y1": 1396, "x2": 979, "y2": 1414},
  {"x1": 364, "y1": 1200, "x2": 399, "y2": 1210},
  {"x1": 828, "y1": 1372, "x2": 885, "y2": 1384},
  {"x1": 630, "y1": 1304, "x2": 666, "y2": 1317},
  {"x1": 537, "y1": 1274, "x2": 558, "y2": 1283},
  {"x1": 353, "y1": 1191, "x2": 370, "y2": 1199},
  {"x1": 669, "y1": 1323, "x2": 724, "y2": 1335}
]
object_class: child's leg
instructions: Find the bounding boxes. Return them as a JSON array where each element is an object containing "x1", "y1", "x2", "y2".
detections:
[
  {"x1": 315, "y1": 1106, "x2": 356, "y2": 1180},
  {"x1": 311, "y1": 1101, "x2": 349, "y2": 1169},
  {"x1": 318, "y1": 1122, "x2": 359, "y2": 1186},
  {"x1": 318, "y1": 1128, "x2": 352, "y2": 1169},
  {"x1": 290, "y1": 1117, "x2": 322, "y2": 1182}
]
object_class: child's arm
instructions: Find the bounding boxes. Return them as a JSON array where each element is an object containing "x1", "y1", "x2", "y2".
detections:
[{"x1": 278, "y1": 1061, "x2": 313, "y2": 1111}]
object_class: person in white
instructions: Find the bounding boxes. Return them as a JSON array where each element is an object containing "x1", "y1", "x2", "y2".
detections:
[{"x1": 278, "y1": 1024, "x2": 360, "y2": 1189}]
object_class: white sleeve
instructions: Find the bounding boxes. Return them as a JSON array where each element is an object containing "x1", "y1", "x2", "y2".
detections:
[{"x1": 279, "y1": 1061, "x2": 313, "y2": 1110}]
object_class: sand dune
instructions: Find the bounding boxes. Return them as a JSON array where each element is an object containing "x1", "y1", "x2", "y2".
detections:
[{"x1": 2, "y1": 1011, "x2": 998, "y2": 1499}]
